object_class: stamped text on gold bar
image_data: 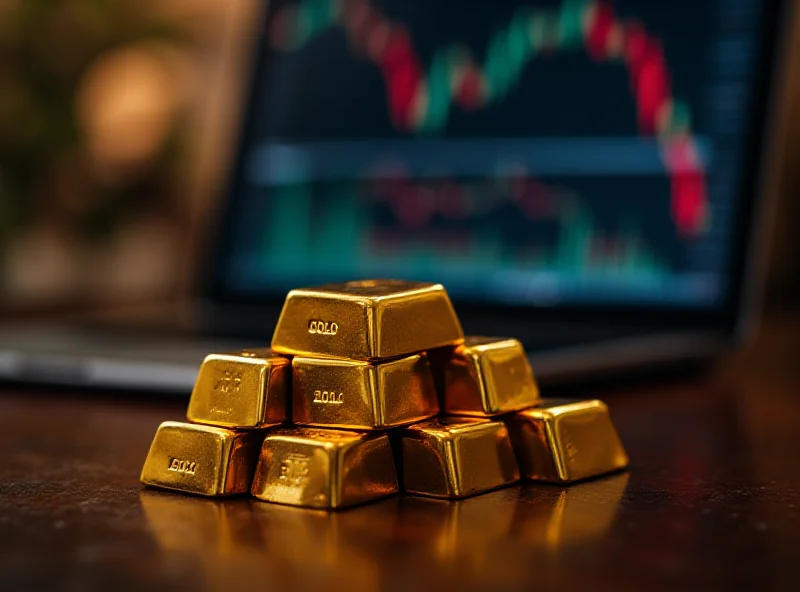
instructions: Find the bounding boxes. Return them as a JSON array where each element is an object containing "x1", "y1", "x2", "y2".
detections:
[
  {"x1": 271, "y1": 279, "x2": 464, "y2": 360},
  {"x1": 292, "y1": 353, "x2": 439, "y2": 430},
  {"x1": 403, "y1": 417, "x2": 519, "y2": 498},
  {"x1": 251, "y1": 428, "x2": 398, "y2": 509},
  {"x1": 140, "y1": 421, "x2": 262, "y2": 496},
  {"x1": 506, "y1": 399, "x2": 629, "y2": 483},
  {"x1": 187, "y1": 349, "x2": 289, "y2": 429},
  {"x1": 444, "y1": 337, "x2": 539, "y2": 416}
]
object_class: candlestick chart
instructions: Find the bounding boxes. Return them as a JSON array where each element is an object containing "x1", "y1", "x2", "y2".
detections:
[
  {"x1": 267, "y1": 0, "x2": 707, "y2": 236},
  {"x1": 228, "y1": 0, "x2": 763, "y2": 306},
  {"x1": 254, "y1": 177, "x2": 673, "y2": 298}
]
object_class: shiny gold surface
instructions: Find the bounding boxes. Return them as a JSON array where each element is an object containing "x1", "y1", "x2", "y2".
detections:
[
  {"x1": 292, "y1": 353, "x2": 439, "y2": 430},
  {"x1": 140, "y1": 421, "x2": 262, "y2": 496},
  {"x1": 506, "y1": 399, "x2": 629, "y2": 483},
  {"x1": 271, "y1": 279, "x2": 464, "y2": 360},
  {"x1": 251, "y1": 428, "x2": 398, "y2": 509},
  {"x1": 403, "y1": 417, "x2": 519, "y2": 498},
  {"x1": 187, "y1": 349, "x2": 289, "y2": 429},
  {"x1": 443, "y1": 336, "x2": 539, "y2": 416}
]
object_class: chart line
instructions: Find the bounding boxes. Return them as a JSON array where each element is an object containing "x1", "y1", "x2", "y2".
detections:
[{"x1": 269, "y1": 0, "x2": 709, "y2": 236}]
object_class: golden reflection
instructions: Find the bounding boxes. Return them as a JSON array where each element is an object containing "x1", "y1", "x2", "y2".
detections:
[
  {"x1": 250, "y1": 497, "x2": 402, "y2": 591},
  {"x1": 142, "y1": 475, "x2": 628, "y2": 588},
  {"x1": 140, "y1": 490, "x2": 263, "y2": 555},
  {"x1": 511, "y1": 472, "x2": 629, "y2": 548},
  {"x1": 142, "y1": 489, "x2": 400, "y2": 591},
  {"x1": 396, "y1": 488, "x2": 520, "y2": 563},
  {"x1": 392, "y1": 474, "x2": 628, "y2": 565},
  {"x1": 140, "y1": 491, "x2": 267, "y2": 588}
]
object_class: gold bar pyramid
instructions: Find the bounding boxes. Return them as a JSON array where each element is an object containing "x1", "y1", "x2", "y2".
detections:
[{"x1": 140, "y1": 279, "x2": 629, "y2": 507}]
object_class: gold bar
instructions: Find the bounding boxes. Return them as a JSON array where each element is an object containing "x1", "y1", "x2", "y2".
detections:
[
  {"x1": 187, "y1": 349, "x2": 289, "y2": 429},
  {"x1": 506, "y1": 399, "x2": 629, "y2": 483},
  {"x1": 443, "y1": 336, "x2": 540, "y2": 416},
  {"x1": 140, "y1": 421, "x2": 262, "y2": 497},
  {"x1": 292, "y1": 353, "x2": 439, "y2": 430},
  {"x1": 271, "y1": 279, "x2": 464, "y2": 360},
  {"x1": 251, "y1": 428, "x2": 398, "y2": 509},
  {"x1": 402, "y1": 417, "x2": 519, "y2": 498}
]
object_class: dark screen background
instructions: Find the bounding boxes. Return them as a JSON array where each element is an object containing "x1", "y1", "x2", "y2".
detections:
[{"x1": 221, "y1": 0, "x2": 767, "y2": 307}]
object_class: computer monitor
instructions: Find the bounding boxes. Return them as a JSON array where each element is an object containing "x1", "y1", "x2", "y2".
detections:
[{"x1": 210, "y1": 0, "x2": 785, "y2": 334}]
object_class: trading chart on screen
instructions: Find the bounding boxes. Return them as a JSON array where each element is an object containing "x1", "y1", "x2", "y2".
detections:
[{"x1": 226, "y1": 0, "x2": 765, "y2": 306}]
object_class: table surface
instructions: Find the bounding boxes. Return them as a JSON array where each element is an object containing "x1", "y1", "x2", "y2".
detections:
[{"x1": 1, "y1": 315, "x2": 799, "y2": 591}]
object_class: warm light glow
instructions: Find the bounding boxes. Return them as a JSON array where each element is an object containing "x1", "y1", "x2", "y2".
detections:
[{"x1": 76, "y1": 46, "x2": 177, "y2": 176}]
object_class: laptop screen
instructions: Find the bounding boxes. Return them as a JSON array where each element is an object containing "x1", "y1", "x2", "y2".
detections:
[{"x1": 217, "y1": 0, "x2": 778, "y2": 310}]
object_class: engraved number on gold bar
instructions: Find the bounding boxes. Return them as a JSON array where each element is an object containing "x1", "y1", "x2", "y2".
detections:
[
  {"x1": 168, "y1": 458, "x2": 197, "y2": 475},
  {"x1": 312, "y1": 390, "x2": 344, "y2": 405},
  {"x1": 279, "y1": 454, "x2": 310, "y2": 486},
  {"x1": 308, "y1": 320, "x2": 338, "y2": 335}
]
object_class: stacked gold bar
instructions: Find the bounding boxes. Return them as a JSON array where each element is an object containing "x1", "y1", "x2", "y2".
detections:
[
  {"x1": 256, "y1": 280, "x2": 460, "y2": 508},
  {"x1": 141, "y1": 279, "x2": 629, "y2": 509},
  {"x1": 140, "y1": 349, "x2": 289, "y2": 496}
]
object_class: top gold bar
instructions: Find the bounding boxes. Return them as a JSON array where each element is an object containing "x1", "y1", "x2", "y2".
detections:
[{"x1": 271, "y1": 280, "x2": 464, "y2": 360}]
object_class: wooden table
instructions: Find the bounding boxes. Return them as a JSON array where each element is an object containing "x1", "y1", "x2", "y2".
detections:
[{"x1": 1, "y1": 315, "x2": 798, "y2": 590}]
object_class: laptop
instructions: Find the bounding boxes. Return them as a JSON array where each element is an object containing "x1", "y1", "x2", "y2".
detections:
[{"x1": 0, "y1": 0, "x2": 791, "y2": 393}]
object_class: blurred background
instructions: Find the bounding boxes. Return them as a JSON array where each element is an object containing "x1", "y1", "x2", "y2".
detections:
[
  {"x1": 0, "y1": 0, "x2": 797, "y2": 315},
  {"x1": 0, "y1": 0, "x2": 260, "y2": 312}
]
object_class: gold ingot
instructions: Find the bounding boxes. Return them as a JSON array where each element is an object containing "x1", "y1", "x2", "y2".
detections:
[
  {"x1": 140, "y1": 421, "x2": 262, "y2": 496},
  {"x1": 443, "y1": 337, "x2": 539, "y2": 416},
  {"x1": 506, "y1": 399, "x2": 629, "y2": 483},
  {"x1": 271, "y1": 279, "x2": 464, "y2": 360},
  {"x1": 251, "y1": 428, "x2": 398, "y2": 509},
  {"x1": 292, "y1": 353, "x2": 439, "y2": 430},
  {"x1": 187, "y1": 348, "x2": 289, "y2": 429},
  {"x1": 402, "y1": 418, "x2": 519, "y2": 498}
]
